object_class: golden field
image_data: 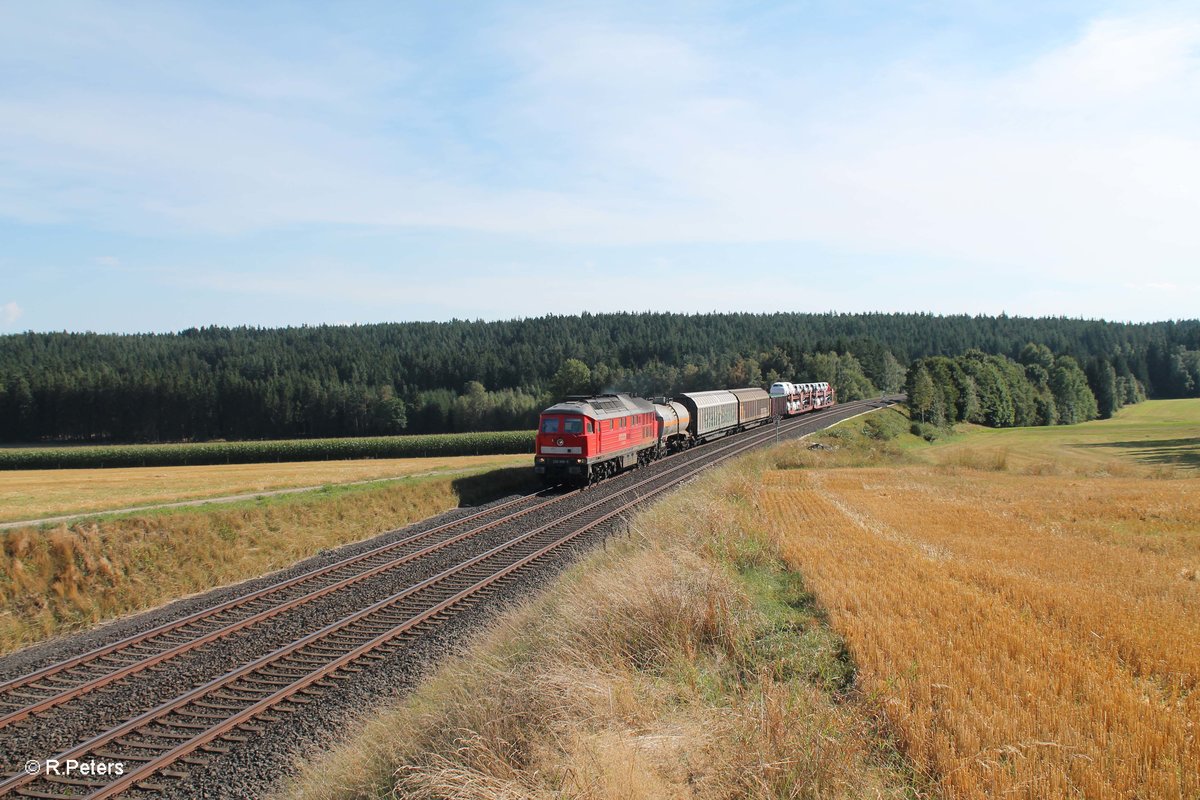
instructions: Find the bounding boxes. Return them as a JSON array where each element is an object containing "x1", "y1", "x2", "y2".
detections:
[
  {"x1": 762, "y1": 402, "x2": 1200, "y2": 799},
  {"x1": 0, "y1": 453, "x2": 527, "y2": 523}
]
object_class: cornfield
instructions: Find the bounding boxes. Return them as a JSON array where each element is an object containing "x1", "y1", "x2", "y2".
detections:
[
  {"x1": 760, "y1": 465, "x2": 1200, "y2": 799},
  {"x1": 0, "y1": 430, "x2": 534, "y2": 470}
]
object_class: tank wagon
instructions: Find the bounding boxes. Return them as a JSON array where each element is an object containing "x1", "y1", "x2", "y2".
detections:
[
  {"x1": 652, "y1": 399, "x2": 691, "y2": 453},
  {"x1": 535, "y1": 386, "x2": 782, "y2": 486}
]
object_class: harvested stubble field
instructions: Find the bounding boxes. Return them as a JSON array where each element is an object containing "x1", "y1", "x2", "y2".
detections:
[
  {"x1": 763, "y1": 401, "x2": 1200, "y2": 799},
  {"x1": 0, "y1": 453, "x2": 527, "y2": 523}
]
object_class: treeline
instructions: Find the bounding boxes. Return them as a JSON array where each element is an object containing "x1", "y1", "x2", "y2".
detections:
[
  {"x1": 906, "y1": 344, "x2": 1149, "y2": 431},
  {"x1": 1, "y1": 313, "x2": 1197, "y2": 443}
]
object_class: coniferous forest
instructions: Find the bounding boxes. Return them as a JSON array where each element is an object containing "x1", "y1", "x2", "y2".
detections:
[{"x1": 2, "y1": 313, "x2": 1198, "y2": 443}]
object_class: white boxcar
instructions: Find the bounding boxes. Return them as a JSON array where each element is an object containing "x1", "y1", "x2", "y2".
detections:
[{"x1": 675, "y1": 390, "x2": 739, "y2": 441}]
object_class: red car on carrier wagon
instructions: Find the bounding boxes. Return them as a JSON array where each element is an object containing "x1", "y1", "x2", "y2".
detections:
[{"x1": 534, "y1": 393, "x2": 660, "y2": 486}]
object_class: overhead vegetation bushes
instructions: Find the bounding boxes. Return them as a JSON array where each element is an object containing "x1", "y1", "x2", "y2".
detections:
[
  {"x1": 906, "y1": 344, "x2": 1147, "y2": 431},
  {"x1": 1, "y1": 313, "x2": 1196, "y2": 443}
]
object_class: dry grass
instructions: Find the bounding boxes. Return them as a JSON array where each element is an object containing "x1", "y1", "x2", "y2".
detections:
[
  {"x1": 0, "y1": 453, "x2": 528, "y2": 523},
  {"x1": 0, "y1": 467, "x2": 533, "y2": 655},
  {"x1": 283, "y1": 460, "x2": 914, "y2": 800},
  {"x1": 762, "y1": 459, "x2": 1200, "y2": 799}
]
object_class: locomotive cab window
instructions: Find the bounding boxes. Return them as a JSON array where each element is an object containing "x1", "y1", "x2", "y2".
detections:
[
  {"x1": 587, "y1": 421, "x2": 594, "y2": 433},
  {"x1": 564, "y1": 418, "x2": 583, "y2": 434},
  {"x1": 541, "y1": 417, "x2": 559, "y2": 433}
]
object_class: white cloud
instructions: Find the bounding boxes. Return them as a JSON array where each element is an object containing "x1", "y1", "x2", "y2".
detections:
[
  {"x1": 1, "y1": 301, "x2": 23, "y2": 327},
  {"x1": 1015, "y1": 16, "x2": 1200, "y2": 102},
  {"x1": 488, "y1": 8, "x2": 1200, "y2": 288}
]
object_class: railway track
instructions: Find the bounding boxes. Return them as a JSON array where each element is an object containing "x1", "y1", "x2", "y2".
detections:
[
  {"x1": 0, "y1": 490, "x2": 565, "y2": 730},
  {"x1": 0, "y1": 399, "x2": 891, "y2": 798}
]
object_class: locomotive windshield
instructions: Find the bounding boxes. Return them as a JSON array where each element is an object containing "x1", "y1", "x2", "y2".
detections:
[
  {"x1": 541, "y1": 417, "x2": 559, "y2": 433},
  {"x1": 563, "y1": 417, "x2": 584, "y2": 434}
]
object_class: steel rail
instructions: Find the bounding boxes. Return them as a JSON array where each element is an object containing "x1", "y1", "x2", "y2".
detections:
[
  {"x1": 0, "y1": 405, "x2": 805, "y2": 728},
  {"x1": 0, "y1": 490, "x2": 561, "y2": 727}
]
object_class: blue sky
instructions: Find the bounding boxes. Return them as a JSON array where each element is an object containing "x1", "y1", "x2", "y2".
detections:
[{"x1": 2, "y1": 1, "x2": 1198, "y2": 333}]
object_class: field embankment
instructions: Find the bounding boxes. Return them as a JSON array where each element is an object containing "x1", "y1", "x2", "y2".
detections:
[
  {"x1": 0, "y1": 429, "x2": 534, "y2": 470},
  {"x1": 0, "y1": 466, "x2": 535, "y2": 655},
  {"x1": 286, "y1": 400, "x2": 1199, "y2": 800},
  {"x1": 0, "y1": 453, "x2": 527, "y2": 524}
]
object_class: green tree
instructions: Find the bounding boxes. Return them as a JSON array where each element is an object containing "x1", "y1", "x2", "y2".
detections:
[
  {"x1": 878, "y1": 351, "x2": 907, "y2": 394},
  {"x1": 551, "y1": 359, "x2": 592, "y2": 398},
  {"x1": 834, "y1": 353, "x2": 876, "y2": 401},
  {"x1": 1087, "y1": 359, "x2": 1120, "y2": 419},
  {"x1": 1050, "y1": 357, "x2": 1099, "y2": 425},
  {"x1": 909, "y1": 365, "x2": 936, "y2": 423}
]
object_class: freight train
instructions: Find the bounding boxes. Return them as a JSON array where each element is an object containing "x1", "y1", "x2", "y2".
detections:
[{"x1": 534, "y1": 382, "x2": 833, "y2": 486}]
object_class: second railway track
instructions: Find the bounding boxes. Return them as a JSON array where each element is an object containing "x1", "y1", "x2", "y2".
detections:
[{"x1": 0, "y1": 399, "x2": 893, "y2": 798}]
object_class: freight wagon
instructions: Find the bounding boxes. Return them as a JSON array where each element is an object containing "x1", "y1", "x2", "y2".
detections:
[
  {"x1": 674, "y1": 390, "x2": 739, "y2": 443},
  {"x1": 769, "y1": 381, "x2": 835, "y2": 416},
  {"x1": 652, "y1": 400, "x2": 691, "y2": 453},
  {"x1": 729, "y1": 387, "x2": 771, "y2": 428}
]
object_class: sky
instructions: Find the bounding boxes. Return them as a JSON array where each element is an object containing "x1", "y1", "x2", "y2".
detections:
[{"x1": 1, "y1": 1, "x2": 1198, "y2": 333}]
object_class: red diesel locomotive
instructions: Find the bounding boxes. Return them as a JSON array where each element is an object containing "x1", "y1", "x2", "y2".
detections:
[{"x1": 534, "y1": 394, "x2": 661, "y2": 485}]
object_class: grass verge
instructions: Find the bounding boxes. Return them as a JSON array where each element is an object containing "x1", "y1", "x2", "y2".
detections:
[{"x1": 0, "y1": 466, "x2": 536, "y2": 656}]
